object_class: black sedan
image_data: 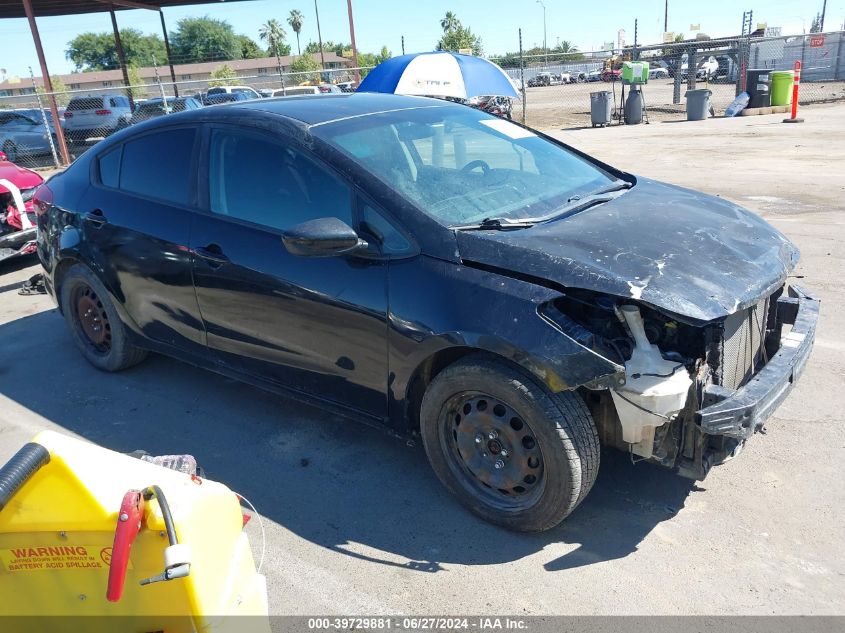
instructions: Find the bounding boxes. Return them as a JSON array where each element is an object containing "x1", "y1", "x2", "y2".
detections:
[{"x1": 34, "y1": 94, "x2": 817, "y2": 531}]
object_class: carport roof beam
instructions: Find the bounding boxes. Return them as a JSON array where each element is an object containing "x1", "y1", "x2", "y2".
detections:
[{"x1": 0, "y1": 1, "x2": 255, "y2": 19}]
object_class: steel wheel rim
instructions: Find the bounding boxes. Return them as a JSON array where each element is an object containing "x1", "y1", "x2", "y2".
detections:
[
  {"x1": 439, "y1": 391, "x2": 545, "y2": 512},
  {"x1": 74, "y1": 283, "x2": 111, "y2": 354}
]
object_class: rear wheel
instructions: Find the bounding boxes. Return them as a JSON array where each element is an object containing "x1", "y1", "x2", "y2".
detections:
[
  {"x1": 420, "y1": 355, "x2": 600, "y2": 532},
  {"x1": 59, "y1": 264, "x2": 148, "y2": 371},
  {"x1": 3, "y1": 142, "x2": 18, "y2": 163}
]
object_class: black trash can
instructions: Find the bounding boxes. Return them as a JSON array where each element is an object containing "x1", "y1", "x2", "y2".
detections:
[{"x1": 746, "y1": 69, "x2": 772, "y2": 108}]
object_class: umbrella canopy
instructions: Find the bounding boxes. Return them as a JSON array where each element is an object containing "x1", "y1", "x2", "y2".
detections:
[{"x1": 358, "y1": 52, "x2": 520, "y2": 99}]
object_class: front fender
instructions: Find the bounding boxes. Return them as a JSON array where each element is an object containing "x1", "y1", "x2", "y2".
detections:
[{"x1": 388, "y1": 257, "x2": 622, "y2": 426}]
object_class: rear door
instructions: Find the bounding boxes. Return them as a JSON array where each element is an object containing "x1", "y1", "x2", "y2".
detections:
[
  {"x1": 190, "y1": 123, "x2": 389, "y2": 417},
  {"x1": 75, "y1": 126, "x2": 207, "y2": 358}
]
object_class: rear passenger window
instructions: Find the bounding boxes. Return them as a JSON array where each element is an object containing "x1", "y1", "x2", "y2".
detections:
[
  {"x1": 209, "y1": 128, "x2": 352, "y2": 231},
  {"x1": 98, "y1": 147, "x2": 121, "y2": 188},
  {"x1": 119, "y1": 129, "x2": 196, "y2": 205}
]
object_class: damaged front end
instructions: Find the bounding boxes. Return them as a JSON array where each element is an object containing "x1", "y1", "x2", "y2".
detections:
[{"x1": 543, "y1": 284, "x2": 819, "y2": 480}]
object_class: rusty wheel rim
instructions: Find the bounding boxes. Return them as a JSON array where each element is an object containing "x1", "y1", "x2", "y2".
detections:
[
  {"x1": 74, "y1": 284, "x2": 111, "y2": 354},
  {"x1": 440, "y1": 392, "x2": 545, "y2": 511}
]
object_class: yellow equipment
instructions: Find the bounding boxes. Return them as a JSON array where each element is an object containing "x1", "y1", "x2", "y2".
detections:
[{"x1": 0, "y1": 431, "x2": 269, "y2": 632}]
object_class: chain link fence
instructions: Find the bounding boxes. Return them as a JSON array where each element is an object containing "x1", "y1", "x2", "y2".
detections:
[
  {"x1": 492, "y1": 30, "x2": 845, "y2": 128},
  {"x1": 1, "y1": 31, "x2": 843, "y2": 170},
  {"x1": 0, "y1": 66, "x2": 365, "y2": 169}
]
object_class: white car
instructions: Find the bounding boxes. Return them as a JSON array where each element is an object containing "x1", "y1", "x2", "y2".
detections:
[
  {"x1": 648, "y1": 67, "x2": 669, "y2": 80},
  {"x1": 205, "y1": 85, "x2": 262, "y2": 100},
  {"x1": 63, "y1": 95, "x2": 132, "y2": 142}
]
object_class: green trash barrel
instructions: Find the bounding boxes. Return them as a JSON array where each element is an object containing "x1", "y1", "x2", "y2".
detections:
[{"x1": 771, "y1": 71, "x2": 794, "y2": 106}]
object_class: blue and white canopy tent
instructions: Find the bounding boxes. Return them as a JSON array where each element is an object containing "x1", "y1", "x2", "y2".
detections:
[{"x1": 357, "y1": 52, "x2": 520, "y2": 100}]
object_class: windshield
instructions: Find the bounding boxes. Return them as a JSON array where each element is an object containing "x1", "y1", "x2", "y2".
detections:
[{"x1": 313, "y1": 105, "x2": 615, "y2": 226}]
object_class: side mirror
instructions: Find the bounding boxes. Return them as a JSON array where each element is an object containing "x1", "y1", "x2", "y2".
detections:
[{"x1": 281, "y1": 217, "x2": 367, "y2": 257}]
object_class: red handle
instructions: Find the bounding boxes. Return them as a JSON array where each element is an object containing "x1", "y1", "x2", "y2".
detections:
[{"x1": 106, "y1": 490, "x2": 145, "y2": 602}]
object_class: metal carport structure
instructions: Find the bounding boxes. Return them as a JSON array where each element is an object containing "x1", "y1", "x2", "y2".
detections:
[{"x1": 0, "y1": 0, "x2": 253, "y2": 165}]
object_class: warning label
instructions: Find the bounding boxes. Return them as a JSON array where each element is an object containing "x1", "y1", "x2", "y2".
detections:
[{"x1": 0, "y1": 545, "x2": 129, "y2": 572}]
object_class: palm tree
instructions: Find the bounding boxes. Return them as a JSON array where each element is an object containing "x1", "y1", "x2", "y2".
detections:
[
  {"x1": 259, "y1": 19, "x2": 288, "y2": 79},
  {"x1": 440, "y1": 11, "x2": 460, "y2": 33},
  {"x1": 287, "y1": 9, "x2": 305, "y2": 55},
  {"x1": 557, "y1": 40, "x2": 578, "y2": 54}
]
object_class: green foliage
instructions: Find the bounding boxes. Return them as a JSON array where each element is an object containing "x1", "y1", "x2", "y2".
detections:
[
  {"x1": 356, "y1": 46, "x2": 392, "y2": 78},
  {"x1": 304, "y1": 40, "x2": 346, "y2": 56},
  {"x1": 237, "y1": 34, "x2": 264, "y2": 59},
  {"x1": 259, "y1": 19, "x2": 289, "y2": 61},
  {"x1": 170, "y1": 16, "x2": 241, "y2": 63},
  {"x1": 209, "y1": 64, "x2": 238, "y2": 87},
  {"x1": 435, "y1": 12, "x2": 482, "y2": 56},
  {"x1": 287, "y1": 9, "x2": 305, "y2": 55},
  {"x1": 36, "y1": 75, "x2": 70, "y2": 106},
  {"x1": 810, "y1": 13, "x2": 822, "y2": 33},
  {"x1": 125, "y1": 65, "x2": 145, "y2": 99},
  {"x1": 65, "y1": 29, "x2": 166, "y2": 71},
  {"x1": 289, "y1": 54, "x2": 322, "y2": 83}
]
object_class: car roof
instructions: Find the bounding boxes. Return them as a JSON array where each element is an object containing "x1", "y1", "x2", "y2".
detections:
[{"x1": 228, "y1": 92, "x2": 450, "y2": 126}]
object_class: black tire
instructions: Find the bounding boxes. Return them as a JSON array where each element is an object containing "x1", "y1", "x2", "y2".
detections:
[
  {"x1": 3, "y1": 142, "x2": 18, "y2": 163},
  {"x1": 420, "y1": 355, "x2": 600, "y2": 532},
  {"x1": 59, "y1": 264, "x2": 148, "y2": 372}
]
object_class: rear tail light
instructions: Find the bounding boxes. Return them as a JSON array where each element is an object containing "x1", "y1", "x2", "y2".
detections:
[
  {"x1": 95, "y1": 109, "x2": 112, "y2": 115},
  {"x1": 63, "y1": 111, "x2": 73, "y2": 118},
  {"x1": 32, "y1": 184, "x2": 53, "y2": 217}
]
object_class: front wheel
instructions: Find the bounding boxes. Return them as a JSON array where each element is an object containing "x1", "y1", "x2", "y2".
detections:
[{"x1": 420, "y1": 355, "x2": 600, "y2": 532}]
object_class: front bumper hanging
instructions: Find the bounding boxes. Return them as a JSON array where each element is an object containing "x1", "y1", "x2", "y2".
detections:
[{"x1": 696, "y1": 285, "x2": 819, "y2": 440}]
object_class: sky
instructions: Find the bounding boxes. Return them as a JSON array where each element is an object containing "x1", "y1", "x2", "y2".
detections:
[{"x1": 0, "y1": 0, "x2": 841, "y2": 79}]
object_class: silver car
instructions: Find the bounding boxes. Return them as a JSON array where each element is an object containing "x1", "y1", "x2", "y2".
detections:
[
  {"x1": 0, "y1": 110, "x2": 56, "y2": 162},
  {"x1": 63, "y1": 95, "x2": 132, "y2": 142}
]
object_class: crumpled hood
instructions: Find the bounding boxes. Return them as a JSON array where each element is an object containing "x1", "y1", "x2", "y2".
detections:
[{"x1": 455, "y1": 177, "x2": 798, "y2": 322}]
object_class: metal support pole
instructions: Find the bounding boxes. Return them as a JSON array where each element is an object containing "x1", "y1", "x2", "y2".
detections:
[
  {"x1": 687, "y1": 46, "x2": 697, "y2": 91},
  {"x1": 820, "y1": 0, "x2": 827, "y2": 32},
  {"x1": 664, "y1": 0, "x2": 668, "y2": 33},
  {"x1": 22, "y1": 0, "x2": 70, "y2": 165},
  {"x1": 401, "y1": 35, "x2": 405, "y2": 55},
  {"x1": 159, "y1": 10, "x2": 179, "y2": 97},
  {"x1": 108, "y1": 4, "x2": 135, "y2": 111},
  {"x1": 519, "y1": 28, "x2": 526, "y2": 123},
  {"x1": 673, "y1": 48, "x2": 682, "y2": 103},
  {"x1": 633, "y1": 18, "x2": 638, "y2": 60},
  {"x1": 346, "y1": 0, "x2": 360, "y2": 83},
  {"x1": 314, "y1": 0, "x2": 326, "y2": 70}
]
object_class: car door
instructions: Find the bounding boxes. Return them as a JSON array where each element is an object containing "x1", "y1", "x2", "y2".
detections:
[
  {"x1": 191, "y1": 123, "x2": 389, "y2": 418},
  {"x1": 75, "y1": 126, "x2": 207, "y2": 359}
]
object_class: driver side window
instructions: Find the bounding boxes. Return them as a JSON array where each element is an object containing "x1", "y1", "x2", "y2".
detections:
[{"x1": 208, "y1": 128, "x2": 353, "y2": 232}]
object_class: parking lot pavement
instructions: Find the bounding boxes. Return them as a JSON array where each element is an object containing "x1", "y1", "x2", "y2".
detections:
[{"x1": 1, "y1": 104, "x2": 843, "y2": 616}]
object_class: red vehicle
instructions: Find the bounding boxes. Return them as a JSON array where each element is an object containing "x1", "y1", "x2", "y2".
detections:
[
  {"x1": 0, "y1": 151, "x2": 44, "y2": 263},
  {"x1": 601, "y1": 69, "x2": 621, "y2": 82}
]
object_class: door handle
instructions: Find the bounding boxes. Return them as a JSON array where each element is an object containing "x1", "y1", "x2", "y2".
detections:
[
  {"x1": 193, "y1": 244, "x2": 229, "y2": 266},
  {"x1": 84, "y1": 209, "x2": 107, "y2": 226}
]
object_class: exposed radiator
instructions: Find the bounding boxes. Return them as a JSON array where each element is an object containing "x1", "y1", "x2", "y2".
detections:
[{"x1": 715, "y1": 297, "x2": 770, "y2": 390}]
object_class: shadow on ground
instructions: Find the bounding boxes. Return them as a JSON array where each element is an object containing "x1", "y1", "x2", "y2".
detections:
[{"x1": 0, "y1": 308, "x2": 699, "y2": 573}]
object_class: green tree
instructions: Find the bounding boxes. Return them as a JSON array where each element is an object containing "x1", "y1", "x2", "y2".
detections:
[
  {"x1": 237, "y1": 34, "x2": 264, "y2": 59},
  {"x1": 440, "y1": 11, "x2": 460, "y2": 33},
  {"x1": 36, "y1": 75, "x2": 70, "y2": 106},
  {"x1": 208, "y1": 63, "x2": 238, "y2": 87},
  {"x1": 259, "y1": 19, "x2": 289, "y2": 75},
  {"x1": 125, "y1": 65, "x2": 146, "y2": 99},
  {"x1": 66, "y1": 29, "x2": 166, "y2": 71},
  {"x1": 356, "y1": 46, "x2": 392, "y2": 77},
  {"x1": 304, "y1": 40, "x2": 346, "y2": 56},
  {"x1": 437, "y1": 27, "x2": 483, "y2": 56},
  {"x1": 289, "y1": 54, "x2": 321, "y2": 83},
  {"x1": 287, "y1": 9, "x2": 305, "y2": 55},
  {"x1": 170, "y1": 16, "x2": 241, "y2": 64},
  {"x1": 809, "y1": 12, "x2": 822, "y2": 33}
]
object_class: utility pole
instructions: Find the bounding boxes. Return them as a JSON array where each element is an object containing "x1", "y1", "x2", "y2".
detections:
[
  {"x1": 401, "y1": 35, "x2": 405, "y2": 55},
  {"x1": 820, "y1": 0, "x2": 827, "y2": 31},
  {"x1": 346, "y1": 0, "x2": 360, "y2": 83},
  {"x1": 664, "y1": 0, "x2": 668, "y2": 33},
  {"x1": 314, "y1": 0, "x2": 326, "y2": 70},
  {"x1": 536, "y1": 0, "x2": 547, "y2": 64}
]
